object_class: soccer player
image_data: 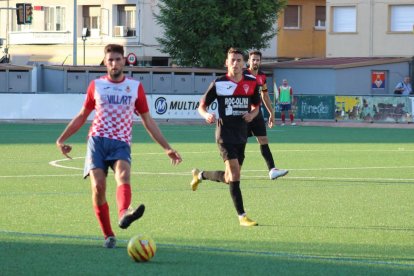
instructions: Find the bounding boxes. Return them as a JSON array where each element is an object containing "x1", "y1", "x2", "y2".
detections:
[
  {"x1": 244, "y1": 50, "x2": 288, "y2": 180},
  {"x1": 56, "y1": 44, "x2": 182, "y2": 248},
  {"x1": 278, "y1": 79, "x2": 296, "y2": 126},
  {"x1": 191, "y1": 47, "x2": 261, "y2": 227}
]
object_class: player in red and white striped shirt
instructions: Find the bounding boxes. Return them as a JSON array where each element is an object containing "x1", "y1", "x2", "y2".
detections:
[{"x1": 56, "y1": 44, "x2": 182, "y2": 248}]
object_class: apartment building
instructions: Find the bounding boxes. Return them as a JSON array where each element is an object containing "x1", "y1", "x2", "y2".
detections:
[
  {"x1": 326, "y1": 0, "x2": 414, "y2": 57},
  {"x1": 0, "y1": 0, "x2": 278, "y2": 66},
  {"x1": 277, "y1": 0, "x2": 327, "y2": 59},
  {"x1": 0, "y1": 0, "x2": 170, "y2": 65}
]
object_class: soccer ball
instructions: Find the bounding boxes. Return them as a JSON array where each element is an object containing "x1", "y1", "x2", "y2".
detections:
[{"x1": 127, "y1": 234, "x2": 157, "y2": 262}]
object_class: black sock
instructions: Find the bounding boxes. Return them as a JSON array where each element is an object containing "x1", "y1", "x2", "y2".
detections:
[
  {"x1": 201, "y1": 171, "x2": 225, "y2": 183},
  {"x1": 260, "y1": 144, "x2": 275, "y2": 170},
  {"x1": 229, "y1": 181, "x2": 245, "y2": 215}
]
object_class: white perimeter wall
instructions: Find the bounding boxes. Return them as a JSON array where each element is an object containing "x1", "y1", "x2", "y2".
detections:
[{"x1": 0, "y1": 94, "x2": 216, "y2": 120}]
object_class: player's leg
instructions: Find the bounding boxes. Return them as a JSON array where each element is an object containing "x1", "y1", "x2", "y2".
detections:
[
  {"x1": 84, "y1": 136, "x2": 116, "y2": 248},
  {"x1": 113, "y1": 160, "x2": 145, "y2": 229},
  {"x1": 257, "y1": 136, "x2": 274, "y2": 168},
  {"x1": 190, "y1": 169, "x2": 226, "y2": 191},
  {"x1": 90, "y1": 168, "x2": 116, "y2": 248},
  {"x1": 225, "y1": 158, "x2": 245, "y2": 216},
  {"x1": 190, "y1": 143, "x2": 232, "y2": 191},
  {"x1": 288, "y1": 107, "x2": 296, "y2": 125},
  {"x1": 281, "y1": 107, "x2": 286, "y2": 125},
  {"x1": 227, "y1": 144, "x2": 257, "y2": 226},
  {"x1": 253, "y1": 115, "x2": 288, "y2": 179},
  {"x1": 252, "y1": 116, "x2": 275, "y2": 171}
]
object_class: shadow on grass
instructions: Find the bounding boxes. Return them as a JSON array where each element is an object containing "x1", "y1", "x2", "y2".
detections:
[{"x1": 1, "y1": 234, "x2": 413, "y2": 275}]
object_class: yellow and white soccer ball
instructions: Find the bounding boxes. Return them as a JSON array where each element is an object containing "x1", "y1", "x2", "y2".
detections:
[{"x1": 127, "y1": 234, "x2": 157, "y2": 262}]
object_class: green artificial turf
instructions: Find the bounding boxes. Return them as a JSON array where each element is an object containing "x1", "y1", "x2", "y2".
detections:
[{"x1": 0, "y1": 123, "x2": 413, "y2": 275}]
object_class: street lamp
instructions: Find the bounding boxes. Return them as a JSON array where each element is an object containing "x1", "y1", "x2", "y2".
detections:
[{"x1": 81, "y1": 27, "x2": 89, "y2": 66}]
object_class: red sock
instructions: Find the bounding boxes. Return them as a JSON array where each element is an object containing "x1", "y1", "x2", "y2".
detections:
[
  {"x1": 94, "y1": 202, "x2": 114, "y2": 239},
  {"x1": 281, "y1": 113, "x2": 286, "y2": 123},
  {"x1": 290, "y1": 114, "x2": 294, "y2": 122},
  {"x1": 116, "y1": 184, "x2": 131, "y2": 219}
]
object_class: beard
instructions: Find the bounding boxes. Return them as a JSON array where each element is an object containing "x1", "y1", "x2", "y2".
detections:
[
  {"x1": 252, "y1": 65, "x2": 259, "y2": 70},
  {"x1": 109, "y1": 69, "x2": 122, "y2": 80}
]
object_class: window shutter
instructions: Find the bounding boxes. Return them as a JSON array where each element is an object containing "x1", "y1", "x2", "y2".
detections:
[
  {"x1": 333, "y1": 6, "x2": 356, "y2": 32},
  {"x1": 390, "y1": 5, "x2": 414, "y2": 32}
]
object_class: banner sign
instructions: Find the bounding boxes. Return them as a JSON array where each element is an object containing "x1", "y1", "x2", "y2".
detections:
[
  {"x1": 0, "y1": 94, "x2": 411, "y2": 123},
  {"x1": 335, "y1": 96, "x2": 412, "y2": 122},
  {"x1": 294, "y1": 95, "x2": 335, "y2": 120},
  {"x1": 149, "y1": 94, "x2": 218, "y2": 119}
]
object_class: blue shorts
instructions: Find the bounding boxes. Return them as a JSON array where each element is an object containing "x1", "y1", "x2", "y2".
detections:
[
  {"x1": 280, "y1": 104, "x2": 292, "y2": 111},
  {"x1": 83, "y1": 136, "x2": 131, "y2": 179}
]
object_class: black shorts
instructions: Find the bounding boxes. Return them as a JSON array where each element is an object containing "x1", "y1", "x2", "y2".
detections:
[
  {"x1": 217, "y1": 143, "x2": 246, "y2": 166},
  {"x1": 247, "y1": 112, "x2": 267, "y2": 137}
]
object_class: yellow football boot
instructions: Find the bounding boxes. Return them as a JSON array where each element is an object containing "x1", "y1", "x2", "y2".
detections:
[
  {"x1": 239, "y1": 216, "x2": 258, "y2": 227},
  {"x1": 190, "y1": 168, "x2": 201, "y2": 191}
]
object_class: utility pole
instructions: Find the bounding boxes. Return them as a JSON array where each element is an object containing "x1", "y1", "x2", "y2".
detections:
[
  {"x1": 73, "y1": 0, "x2": 77, "y2": 65},
  {"x1": 0, "y1": 0, "x2": 13, "y2": 62}
]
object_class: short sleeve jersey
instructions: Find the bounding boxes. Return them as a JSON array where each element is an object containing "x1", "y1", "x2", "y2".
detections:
[
  {"x1": 243, "y1": 69, "x2": 268, "y2": 94},
  {"x1": 83, "y1": 76, "x2": 149, "y2": 145},
  {"x1": 201, "y1": 74, "x2": 261, "y2": 144}
]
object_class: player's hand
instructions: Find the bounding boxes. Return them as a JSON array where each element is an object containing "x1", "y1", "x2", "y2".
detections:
[
  {"x1": 242, "y1": 112, "x2": 255, "y2": 123},
  {"x1": 268, "y1": 114, "x2": 275, "y2": 128},
  {"x1": 57, "y1": 143, "x2": 72, "y2": 159},
  {"x1": 204, "y1": 113, "x2": 216, "y2": 124},
  {"x1": 166, "y1": 148, "x2": 182, "y2": 165}
]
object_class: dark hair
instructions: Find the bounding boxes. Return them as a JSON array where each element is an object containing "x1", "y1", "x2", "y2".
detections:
[
  {"x1": 249, "y1": 50, "x2": 262, "y2": 58},
  {"x1": 104, "y1": 44, "x2": 124, "y2": 56},
  {"x1": 227, "y1": 47, "x2": 245, "y2": 56}
]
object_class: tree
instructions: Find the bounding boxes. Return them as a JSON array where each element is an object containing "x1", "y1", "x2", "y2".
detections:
[{"x1": 155, "y1": 0, "x2": 287, "y2": 68}]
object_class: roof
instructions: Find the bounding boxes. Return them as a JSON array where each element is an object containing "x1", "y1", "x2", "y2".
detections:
[{"x1": 260, "y1": 57, "x2": 412, "y2": 69}]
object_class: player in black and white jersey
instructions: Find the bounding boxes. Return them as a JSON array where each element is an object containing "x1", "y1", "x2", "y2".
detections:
[{"x1": 190, "y1": 48, "x2": 261, "y2": 227}]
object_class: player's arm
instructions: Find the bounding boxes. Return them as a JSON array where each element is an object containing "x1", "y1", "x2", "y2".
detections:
[
  {"x1": 277, "y1": 87, "x2": 281, "y2": 103},
  {"x1": 56, "y1": 106, "x2": 93, "y2": 159},
  {"x1": 198, "y1": 82, "x2": 216, "y2": 124},
  {"x1": 140, "y1": 112, "x2": 182, "y2": 165},
  {"x1": 243, "y1": 85, "x2": 261, "y2": 122},
  {"x1": 290, "y1": 87, "x2": 295, "y2": 105},
  {"x1": 261, "y1": 92, "x2": 275, "y2": 128}
]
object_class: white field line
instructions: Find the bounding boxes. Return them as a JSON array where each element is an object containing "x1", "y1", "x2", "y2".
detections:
[{"x1": 0, "y1": 157, "x2": 412, "y2": 182}]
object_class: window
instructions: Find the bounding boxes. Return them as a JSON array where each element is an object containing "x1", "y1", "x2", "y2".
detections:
[
  {"x1": 44, "y1": 6, "x2": 66, "y2": 31},
  {"x1": 390, "y1": 5, "x2": 414, "y2": 32},
  {"x1": 284, "y1": 5, "x2": 301, "y2": 29},
  {"x1": 83, "y1": 6, "x2": 100, "y2": 31},
  {"x1": 332, "y1": 6, "x2": 356, "y2": 33},
  {"x1": 117, "y1": 5, "x2": 136, "y2": 36},
  {"x1": 315, "y1": 6, "x2": 326, "y2": 28}
]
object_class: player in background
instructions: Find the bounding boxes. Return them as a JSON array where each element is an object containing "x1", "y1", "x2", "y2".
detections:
[
  {"x1": 191, "y1": 48, "x2": 261, "y2": 227},
  {"x1": 56, "y1": 44, "x2": 182, "y2": 248},
  {"x1": 244, "y1": 51, "x2": 288, "y2": 180},
  {"x1": 278, "y1": 79, "x2": 296, "y2": 126}
]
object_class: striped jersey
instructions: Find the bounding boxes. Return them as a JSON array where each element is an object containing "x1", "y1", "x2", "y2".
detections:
[{"x1": 83, "y1": 75, "x2": 149, "y2": 145}]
